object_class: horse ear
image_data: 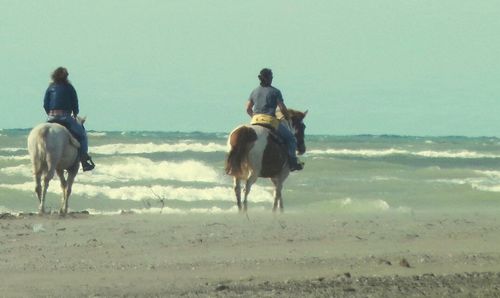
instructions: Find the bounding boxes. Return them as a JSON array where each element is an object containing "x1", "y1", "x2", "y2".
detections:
[
  {"x1": 78, "y1": 116, "x2": 87, "y2": 125},
  {"x1": 303, "y1": 110, "x2": 308, "y2": 118}
]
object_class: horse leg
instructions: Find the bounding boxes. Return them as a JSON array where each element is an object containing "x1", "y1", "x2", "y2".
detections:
[
  {"x1": 39, "y1": 158, "x2": 57, "y2": 214},
  {"x1": 56, "y1": 170, "x2": 67, "y2": 215},
  {"x1": 233, "y1": 178, "x2": 242, "y2": 211},
  {"x1": 243, "y1": 175, "x2": 258, "y2": 212},
  {"x1": 34, "y1": 173, "x2": 42, "y2": 203},
  {"x1": 62, "y1": 169, "x2": 77, "y2": 215},
  {"x1": 271, "y1": 177, "x2": 285, "y2": 213}
]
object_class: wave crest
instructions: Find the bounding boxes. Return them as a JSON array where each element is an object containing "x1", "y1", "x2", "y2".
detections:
[
  {"x1": 0, "y1": 182, "x2": 274, "y2": 203},
  {"x1": 92, "y1": 142, "x2": 226, "y2": 155},
  {"x1": 308, "y1": 148, "x2": 500, "y2": 159}
]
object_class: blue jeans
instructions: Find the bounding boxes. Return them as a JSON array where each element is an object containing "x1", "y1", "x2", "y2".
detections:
[
  {"x1": 277, "y1": 122, "x2": 298, "y2": 163},
  {"x1": 47, "y1": 115, "x2": 88, "y2": 157}
]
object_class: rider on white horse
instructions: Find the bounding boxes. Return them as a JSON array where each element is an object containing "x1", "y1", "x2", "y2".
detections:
[
  {"x1": 246, "y1": 68, "x2": 303, "y2": 171},
  {"x1": 43, "y1": 67, "x2": 95, "y2": 171}
]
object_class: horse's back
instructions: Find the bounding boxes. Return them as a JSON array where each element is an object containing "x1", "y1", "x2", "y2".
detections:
[{"x1": 28, "y1": 123, "x2": 78, "y2": 172}]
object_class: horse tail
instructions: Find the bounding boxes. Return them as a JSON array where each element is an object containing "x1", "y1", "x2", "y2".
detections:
[
  {"x1": 29, "y1": 125, "x2": 50, "y2": 175},
  {"x1": 225, "y1": 126, "x2": 257, "y2": 178}
]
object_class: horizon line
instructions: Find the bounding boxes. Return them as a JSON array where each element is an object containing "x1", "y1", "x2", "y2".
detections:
[{"x1": 1, "y1": 127, "x2": 499, "y2": 139}]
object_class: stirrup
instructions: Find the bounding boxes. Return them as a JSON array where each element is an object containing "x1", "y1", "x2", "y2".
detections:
[
  {"x1": 81, "y1": 157, "x2": 95, "y2": 172},
  {"x1": 289, "y1": 160, "x2": 304, "y2": 172}
]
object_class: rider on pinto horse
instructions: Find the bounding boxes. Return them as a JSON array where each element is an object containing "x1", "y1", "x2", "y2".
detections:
[
  {"x1": 246, "y1": 68, "x2": 303, "y2": 171},
  {"x1": 43, "y1": 67, "x2": 95, "y2": 172}
]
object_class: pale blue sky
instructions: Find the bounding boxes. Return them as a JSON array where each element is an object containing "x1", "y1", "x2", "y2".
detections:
[{"x1": 1, "y1": 0, "x2": 499, "y2": 135}]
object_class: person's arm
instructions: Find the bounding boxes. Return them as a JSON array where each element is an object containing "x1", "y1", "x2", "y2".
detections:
[
  {"x1": 246, "y1": 100, "x2": 254, "y2": 117},
  {"x1": 70, "y1": 85, "x2": 79, "y2": 116},
  {"x1": 276, "y1": 90, "x2": 290, "y2": 119},
  {"x1": 43, "y1": 88, "x2": 50, "y2": 114},
  {"x1": 278, "y1": 102, "x2": 290, "y2": 120}
]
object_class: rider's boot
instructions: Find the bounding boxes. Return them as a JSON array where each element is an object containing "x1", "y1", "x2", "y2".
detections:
[
  {"x1": 289, "y1": 157, "x2": 304, "y2": 172},
  {"x1": 81, "y1": 153, "x2": 95, "y2": 171}
]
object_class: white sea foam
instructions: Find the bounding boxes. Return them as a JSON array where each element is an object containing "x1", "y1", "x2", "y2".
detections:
[
  {"x1": 79, "y1": 157, "x2": 221, "y2": 183},
  {"x1": 340, "y1": 197, "x2": 352, "y2": 206},
  {"x1": 87, "y1": 132, "x2": 107, "y2": 137},
  {"x1": 475, "y1": 170, "x2": 500, "y2": 179},
  {"x1": 308, "y1": 148, "x2": 408, "y2": 157},
  {"x1": 0, "y1": 157, "x2": 221, "y2": 184},
  {"x1": 87, "y1": 206, "x2": 245, "y2": 216},
  {"x1": 433, "y1": 176, "x2": 500, "y2": 193},
  {"x1": 0, "y1": 182, "x2": 274, "y2": 203},
  {"x1": 415, "y1": 150, "x2": 499, "y2": 159},
  {"x1": 91, "y1": 142, "x2": 227, "y2": 155},
  {"x1": 0, "y1": 206, "x2": 15, "y2": 214},
  {"x1": 308, "y1": 148, "x2": 500, "y2": 159},
  {"x1": 340, "y1": 197, "x2": 392, "y2": 211},
  {"x1": 0, "y1": 164, "x2": 31, "y2": 176},
  {"x1": 0, "y1": 155, "x2": 30, "y2": 161},
  {"x1": 0, "y1": 147, "x2": 25, "y2": 153},
  {"x1": 471, "y1": 184, "x2": 500, "y2": 192},
  {"x1": 370, "y1": 176, "x2": 400, "y2": 182},
  {"x1": 468, "y1": 171, "x2": 500, "y2": 193}
]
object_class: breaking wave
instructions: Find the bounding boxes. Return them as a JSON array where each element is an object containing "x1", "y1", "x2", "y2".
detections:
[
  {"x1": 0, "y1": 164, "x2": 31, "y2": 176},
  {"x1": 87, "y1": 132, "x2": 107, "y2": 137},
  {"x1": 0, "y1": 155, "x2": 30, "y2": 161},
  {"x1": 0, "y1": 182, "x2": 274, "y2": 203},
  {"x1": 308, "y1": 148, "x2": 500, "y2": 159},
  {"x1": 434, "y1": 171, "x2": 500, "y2": 193},
  {"x1": 87, "y1": 206, "x2": 254, "y2": 215},
  {"x1": 81, "y1": 157, "x2": 221, "y2": 183},
  {"x1": 339, "y1": 197, "x2": 411, "y2": 213},
  {"x1": 0, "y1": 157, "x2": 221, "y2": 183},
  {"x1": 0, "y1": 147, "x2": 25, "y2": 153},
  {"x1": 92, "y1": 142, "x2": 227, "y2": 155}
]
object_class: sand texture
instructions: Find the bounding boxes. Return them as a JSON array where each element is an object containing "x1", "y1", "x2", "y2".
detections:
[{"x1": 1, "y1": 211, "x2": 500, "y2": 297}]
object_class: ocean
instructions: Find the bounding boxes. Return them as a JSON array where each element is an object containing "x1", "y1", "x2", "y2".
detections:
[{"x1": 1, "y1": 129, "x2": 499, "y2": 215}]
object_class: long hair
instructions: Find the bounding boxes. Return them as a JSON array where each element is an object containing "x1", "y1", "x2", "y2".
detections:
[{"x1": 51, "y1": 67, "x2": 70, "y2": 84}]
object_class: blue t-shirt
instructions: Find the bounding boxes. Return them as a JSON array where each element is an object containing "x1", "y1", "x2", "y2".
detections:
[
  {"x1": 43, "y1": 83, "x2": 79, "y2": 115},
  {"x1": 249, "y1": 85, "x2": 283, "y2": 117}
]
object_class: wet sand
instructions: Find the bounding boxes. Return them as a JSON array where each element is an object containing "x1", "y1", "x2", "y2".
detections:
[{"x1": 1, "y1": 211, "x2": 500, "y2": 297}]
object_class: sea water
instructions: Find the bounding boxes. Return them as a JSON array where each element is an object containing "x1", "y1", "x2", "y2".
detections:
[{"x1": 1, "y1": 129, "x2": 499, "y2": 215}]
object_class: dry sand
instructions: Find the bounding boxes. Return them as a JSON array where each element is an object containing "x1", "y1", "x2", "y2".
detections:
[{"x1": 1, "y1": 211, "x2": 500, "y2": 297}]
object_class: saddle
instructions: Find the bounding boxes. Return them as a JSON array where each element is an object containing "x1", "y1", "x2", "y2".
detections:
[
  {"x1": 47, "y1": 119, "x2": 81, "y2": 150},
  {"x1": 47, "y1": 118, "x2": 80, "y2": 138}
]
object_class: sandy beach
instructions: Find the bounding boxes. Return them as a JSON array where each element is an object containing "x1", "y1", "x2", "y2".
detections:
[{"x1": 1, "y1": 211, "x2": 500, "y2": 297}]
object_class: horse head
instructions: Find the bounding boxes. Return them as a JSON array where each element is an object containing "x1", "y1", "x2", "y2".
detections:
[{"x1": 288, "y1": 109, "x2": 307, "y2": 155}]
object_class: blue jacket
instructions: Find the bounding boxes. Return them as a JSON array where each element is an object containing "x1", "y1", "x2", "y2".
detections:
[{"x1": 43, "y1": 83, "x2": 79, "y2": 115}]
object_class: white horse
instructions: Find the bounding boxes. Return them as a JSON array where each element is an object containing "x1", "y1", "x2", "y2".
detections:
[
  {"x1": 27, "y1": 118, "x2": 84, "y2": 215},
  {"x1": 225, "y1": 110, "x2": 307, "y2": 212}
]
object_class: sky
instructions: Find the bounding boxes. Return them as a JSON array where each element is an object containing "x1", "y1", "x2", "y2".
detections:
[{"x1": 0, "y1": 0, "x2": 499, "y2": 136}]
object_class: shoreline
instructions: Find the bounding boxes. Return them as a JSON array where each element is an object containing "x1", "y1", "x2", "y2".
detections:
[{"x1": 1, "y1": 211, "x2": 500, "y2": 297}]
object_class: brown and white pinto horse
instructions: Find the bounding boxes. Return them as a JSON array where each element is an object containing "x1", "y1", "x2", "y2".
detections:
[{"x1": 225, "y1": 109, "x2": 307, "y2": 212}]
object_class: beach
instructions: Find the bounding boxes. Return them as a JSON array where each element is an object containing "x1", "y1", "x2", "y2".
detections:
[
  {"x1": 2, "y1": 211, "x2": 500, "y2": 297},
  {"x1": 2, "y1": 130, "x2": 500, "y2": 296}
]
